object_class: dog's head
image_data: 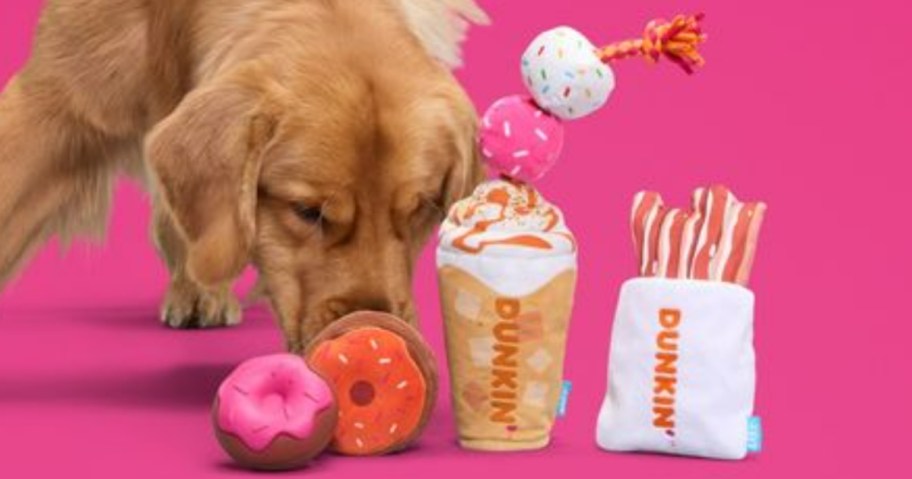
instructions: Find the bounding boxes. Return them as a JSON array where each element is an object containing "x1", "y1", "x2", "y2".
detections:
[{"x1": 146, "y1": 6, "x2": 484, "y2": 350}]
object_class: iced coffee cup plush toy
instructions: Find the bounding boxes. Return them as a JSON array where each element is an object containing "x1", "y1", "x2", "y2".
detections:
[
  {"x1": 596, "y1": 186, "x2": 767, "y2": 460},
  {"x1": 439, "y1": 13, "x2": 707, "y2": 451},
  {"x1": 438, "y1": 180, "x2": 578, "y2": 451}
]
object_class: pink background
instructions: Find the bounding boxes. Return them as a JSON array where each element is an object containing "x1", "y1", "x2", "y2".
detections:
[{"x1": 1, "y1": 0, "x2": 908, "y2": 477}]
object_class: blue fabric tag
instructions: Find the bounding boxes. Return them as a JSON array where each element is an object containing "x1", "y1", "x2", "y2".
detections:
[
  {"x1": 747, "y1": 416, "x2": 763, "y2": 453},
  {"x1": 556, "y1": 380, "x2": 572, "y2": 418}
]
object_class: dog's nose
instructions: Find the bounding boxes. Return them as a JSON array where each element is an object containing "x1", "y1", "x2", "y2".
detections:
[
  {"x1": 325, "y1": 295, "x2": 394, "y2": 320},
  {"x1": 350, "y1": 296, "x2": 394, "y2": 315}
]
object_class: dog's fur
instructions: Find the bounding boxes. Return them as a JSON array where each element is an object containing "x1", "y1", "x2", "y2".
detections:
[{"x1": 0, "y1": 0, "x2": 487, "y2": 351}]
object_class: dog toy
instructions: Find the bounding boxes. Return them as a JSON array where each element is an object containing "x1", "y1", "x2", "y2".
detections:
[
  {"x1": 596, "y1": 186, "x2": 767, "y2": 460},
  {"x1": 437, "y1": 179, "x2": 577, "y2": 451},
  {"x1": 480, "y1": 13, "x2": 706, "y2": 181},
  {"x1": 305, "y1": 312, "x2": 438, "y2": 456},
  {"x1": 436, "y1": 12, "x2": 708, "y2": 453},
  {"x1": 631, "y1": 186, "x2": 767, "y2": 284},
  {"x1": 212, "y1": 354, "x2": 338, "y2": 470},
  {"x1": 479, "y1": 95, "x2": 565, "y2": 183}
]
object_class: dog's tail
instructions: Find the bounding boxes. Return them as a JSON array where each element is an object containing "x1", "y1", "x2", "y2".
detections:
[{"x1": 395, "y1": 0, "x2": 490, "y2": 69}]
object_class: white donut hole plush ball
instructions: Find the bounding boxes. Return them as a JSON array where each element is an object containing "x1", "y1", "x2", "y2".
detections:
[{"x1": 521, "y1": 26, "x2": 616, "y2": 120}]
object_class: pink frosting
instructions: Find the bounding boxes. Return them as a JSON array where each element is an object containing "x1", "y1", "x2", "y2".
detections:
[
  {"x1": 215, "y1": 354, "x2": 334, "y2": 451},
  {"x1": 479, "y1": 95, "x2": 565, "y2": 183}
]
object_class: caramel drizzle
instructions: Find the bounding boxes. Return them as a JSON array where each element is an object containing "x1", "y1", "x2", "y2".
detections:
[{"x1": 451, "y1": 185, "x2": 575, "y2": 254}]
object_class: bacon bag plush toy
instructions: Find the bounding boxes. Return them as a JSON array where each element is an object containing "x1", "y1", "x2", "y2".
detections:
[{"x1": 596, "y1": 186, "x2": 767, "y2": 460}]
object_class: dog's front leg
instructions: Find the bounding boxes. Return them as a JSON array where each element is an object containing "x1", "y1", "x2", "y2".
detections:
[{"x1": 152, "y1": 200, "x2": 242, "y2": 329}]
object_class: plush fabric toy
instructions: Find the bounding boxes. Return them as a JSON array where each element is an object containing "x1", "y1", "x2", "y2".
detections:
[
  {"x1": 480, "y1": 13, "x2": 706, "y2": 182},
  {"x1": 479, "y1": 95, "x2": 565, "y2": 183},
  {"x1": 213, "y1": 313, "x2": 438, "y2": 467},
  {"x1": 305, "y1": 312, "x2": 439, "y2": 456},
  {"x1": 441, "y1": 13, "x2": 706, "y2": 452},
  {"x1": 596, "y1": 186, "x2": 767, "y2": 460},
  {"x1": 437, "y1": 179, "x2": 577, "y2": 451},
  {"x1": 521, "y1": 14, "x2": 707, "y2": 119},
  {"x1": 629, "y1": 186, "x2": 766, "y2": 283},
  {"x1": 212, "y1": 354, "x2": 338, "y2": 470},
  {"x1": 521, "y1": 26, "x2": 617, "y2": 121}
]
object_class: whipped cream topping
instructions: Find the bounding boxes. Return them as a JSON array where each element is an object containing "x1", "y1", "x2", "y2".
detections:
[{"x1": 439, "y1": 179, "x2": 576, "y2": 257}]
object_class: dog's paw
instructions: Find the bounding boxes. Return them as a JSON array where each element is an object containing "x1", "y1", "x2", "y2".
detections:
[{"x1": 160, "y1": 282, "x2": 242, "y2": 329}]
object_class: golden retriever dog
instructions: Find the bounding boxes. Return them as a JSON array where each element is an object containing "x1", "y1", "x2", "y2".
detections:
[{"x1": 0, "y1": 0, "x2": 487, "y2": 351}]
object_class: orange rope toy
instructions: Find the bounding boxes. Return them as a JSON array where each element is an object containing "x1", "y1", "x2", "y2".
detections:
[{"x1": 599, "y1": 13, "x2": 707, "y2": 74}]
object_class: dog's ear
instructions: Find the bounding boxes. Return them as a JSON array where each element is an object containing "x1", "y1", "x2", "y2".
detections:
[
  {"x1": 396, "y1": 0, "x2": 490, "y2": 68},
  {"x1": 146, "y1": 85, "x2": 278, "y2": 287},
  {"x1": 442, "y1": 110, "x2": 485, "y2": 210}
]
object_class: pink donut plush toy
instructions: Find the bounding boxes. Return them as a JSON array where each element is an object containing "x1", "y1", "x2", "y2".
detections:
[{"x1": 212, "y1": 354, "x2": 338, "y2": 470}]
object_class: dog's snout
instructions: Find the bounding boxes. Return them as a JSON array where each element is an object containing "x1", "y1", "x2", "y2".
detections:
[
  {"x1": 348, "y1": 295, "x2": 394, "y2": 315},
  {"x1": 322, "y1": 294, "x2": 394, "y2": 320}
]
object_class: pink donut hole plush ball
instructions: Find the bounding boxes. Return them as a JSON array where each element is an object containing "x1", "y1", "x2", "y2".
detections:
[
  {"x1": 212, "y1": 354, "x2": 338, "y2": 471},
  {"x1": 479, "y1": 95, "x2": 565, "y2": 183}
]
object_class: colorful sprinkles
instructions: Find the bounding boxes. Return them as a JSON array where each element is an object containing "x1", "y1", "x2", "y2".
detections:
[
  {"x1": 520, "y1": 26, "x2": 616, "y2": 120},
  {"x1": 485, "y1": 13, "x2": 705, "y2": 182}
]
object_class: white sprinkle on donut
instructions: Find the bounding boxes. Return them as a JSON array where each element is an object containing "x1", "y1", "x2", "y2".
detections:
[
  {"x1": 354, "y1": 422, "x2": 365, "y2": 430},
  {"x1": 389, "y1": 423, "x2": 399, "y2": 434},
  {"x1": 535, "y1": 129, "x2": 549, "y2": 141},
  {"x1": 504, "y1": 121, "x2": 512, "y2": 138},
  {"x1": 338, "y1": 353, "x2": 349, "y2": 365},
  {"x1": 378, "y1": 357, "x2": 392, "y2": 365},
  {"x1": 369, "y1": 339, "x2": 379, "y2": 351},
  {"x1": 396, "y1": 380, "x2": 409, "y2": 389},
  {"x1": 513, "y1": 150, "x2": 530, "y2": 158},
  {"x1": 356, "y1": 438, "x2": 364, "y2": 449}
]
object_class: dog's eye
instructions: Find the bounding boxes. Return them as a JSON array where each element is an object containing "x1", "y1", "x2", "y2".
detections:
[
  {"x1": 413, "y1": 196, "x2": 446, "y2": 225},
  {"x1": 293, "y1": 204, "x2": 323, "y2": 224}
]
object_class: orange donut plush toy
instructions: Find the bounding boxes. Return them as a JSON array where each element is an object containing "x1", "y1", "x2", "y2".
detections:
[{"x1": 305, "y1": 312, "x2": 438, "y2": 456}]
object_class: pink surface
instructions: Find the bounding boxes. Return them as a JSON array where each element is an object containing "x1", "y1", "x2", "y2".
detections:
[
  {"x1": 480, "y1": 95, "x2": 565, "y2": 182},
  {"x1": 215, "y1": 354, "x2": 334, "y2": 451},
  {"x1": 0, "y1": 1, "x2": 908, "y2": 478}
]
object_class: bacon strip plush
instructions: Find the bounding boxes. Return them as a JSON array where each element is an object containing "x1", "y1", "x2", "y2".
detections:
[
  {"x1": 630, "y1": 186, "x2": 766, "y2": 285},
  {"x1": 656, "y1": 208, "x2": 688, "y2": 278},
  {"x1": 631, "y1": 192, "x2": 665, "y2": 276}
]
